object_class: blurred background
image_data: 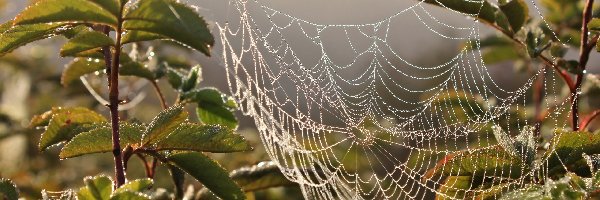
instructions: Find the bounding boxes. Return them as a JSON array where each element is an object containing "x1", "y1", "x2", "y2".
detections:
[{"x1": 0, "y1": 0, "x2": 598, "y2": 199}]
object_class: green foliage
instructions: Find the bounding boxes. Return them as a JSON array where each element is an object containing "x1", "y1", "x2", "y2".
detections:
[
  {"x1": 0, "y1": 179, "x2": 18, "y2": 200},
  {"x1": 61, "y1": 58, "x2": 106, "y2": 86},
  {"x1": 14, "y1": 0, "x2": 118, "y2": 27},
  {"x1": 498, "y1": 0, "x2": 529, "y2": 33},
  {"x1": 167, "y1": 152, "x2": 245, "y2": 200},
  {"x1": 424, "y1": 146, "x2": 525, "y2": 180},
  {"x1": 32, "y1": 107, "x2": 107, "y2": 150},
  {"x1": 59, "y1": 123, "x2": 143, "y2": 158},
  {"x1": 77, "y1": 175, "x2": 151, "y2": 200},
  {"x1": 155, "y1": 123, "x2": 252, "y2": 153},
  {"x1": 0, "y1": 21, "x2": 68, "y2": 56},
  {"x1": 60, "y1": 31, "x2": 114, "y2": 57},
  {"x1": 123, "y1": 0, "x2": 214, "y2": 56},
  {"x1": 182, "y1": 88, "x2": 239, "y2": 129},
  {"x1": 196, "y1": 161, "x2": 298, "y2": 199},
  {"x1": 141, "y1": 105, "x2": 188, "y2": 145},
  {"x1": 436, "y1": 176, "x2": 471, "y2": 200}
]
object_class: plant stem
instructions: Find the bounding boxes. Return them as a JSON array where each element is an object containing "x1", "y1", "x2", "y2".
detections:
[
  {"x1": 151, "y1": 80, "x2": 168, "y2": 109},
  {"x1": 106, "y1": 7, "x2": 127, "y2": 187},
  {"x1": 580, "y1": 109, "x2": 600, "y2": 130},
  {"x1": 572, "y1": 0, "x2": 596, "y2": 131}
]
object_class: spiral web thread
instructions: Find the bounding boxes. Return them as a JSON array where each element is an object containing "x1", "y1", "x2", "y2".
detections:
[{"x1": 216, "y1": 0, "x2": 576, "y2": 199}]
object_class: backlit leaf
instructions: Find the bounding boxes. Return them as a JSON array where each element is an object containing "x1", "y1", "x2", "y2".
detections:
[
  {"x1": 36, "y1": 107, "x2": 107, "y2": 150},
  {"x1": 499, "y1": 0, "x2": 529, "y2": 33},
  {"x1": 0, "y1": 21, "x2": 66, "y2": 56},
  {"x1": 77, "y1": 175, "x2": 113, "y2": 200},
  {"x1": 61, "y1": 58, "x2": 105, "y2": 86},
  {"x1": 0, "y1": 179, "x2": 18, "y2": 200},
  {"x1": 59, "y1": 123, "x2": 143, "y2": 159},
  {"x1": 436, "y1": 176, "x2": 471, "y2": 200},
  {"x1": 155, "y1": 123, "x2": 251, "y2": 153},
  {"x1": 197, "y1": 161, "x2": 296, "y2": 199},
  {"x1": 423, "y1": 146, "x2": 525, "y2": 180},
  {"x1": 142, "y1": 105, "x2": 187, "y2": 145},
  {"x1": 422, "y1": 0, "x2": 498, "y2": 24},
  {"x1": 60, "y1": 31, "x2": 114, "y2": 57},
  {"x1": 120, "y1": 61, "x2": 155, "y2": 80},
  {"x1": 122, "y1": 30, "x2": 164, "y2": 44},
  {"x1": 114, "y1": 179, "x2": 153, "y2": 194},
  {"x1": 167, "y1": 152, "x2": 245, "y2": 200},
  {"x1": 109, "y1": 191, "x2": 150, "y2": 200},
  {"x1": 14, "y1": 0, "x2": 118, "y2": 27},
  {"x1": 123, "y1": 0, "x2": 214, "y2": 56}
]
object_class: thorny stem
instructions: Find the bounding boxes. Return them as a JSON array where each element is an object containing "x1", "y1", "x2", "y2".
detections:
[
  {"x1": 573, "y1": 0, "x2": 596, "y2": 131},
  {"x1": 104, "y1": 5, "x2": 126, "y2": 187}
]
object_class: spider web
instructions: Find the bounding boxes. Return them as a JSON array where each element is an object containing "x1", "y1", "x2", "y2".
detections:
[{"x1": 215, "y1": 0, "x2": 575, "y2": 199}]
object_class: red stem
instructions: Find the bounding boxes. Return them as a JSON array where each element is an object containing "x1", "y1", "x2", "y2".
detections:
[
  {"x1": 572, "y1": 0, "x2": 595, "y2": 131},
  {"x1": 580, "y1": 109, "x2": 600, "y2": 130}
]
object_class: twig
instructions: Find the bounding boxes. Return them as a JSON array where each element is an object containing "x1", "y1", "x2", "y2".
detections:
[
  {"x1": 572, "y1": 0, "x2": 596, "y2": 131},
  {"x1": 150, "y1": 80, "x2": 168, "y2": 110},
  {"x1": 580, "y1": 109, "x2": 600, "y2": 130}
]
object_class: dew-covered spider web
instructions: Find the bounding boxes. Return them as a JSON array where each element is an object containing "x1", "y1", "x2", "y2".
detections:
[{"x1": 215, "y1": 0, "x2": 577, "y2": 199}]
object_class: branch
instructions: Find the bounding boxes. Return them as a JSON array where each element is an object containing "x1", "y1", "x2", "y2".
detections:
[
  {"x1": 572, "y1": 0, "x2": 596, "y2": 131},
  {"x1": 580, "y1": 109, "x2": 600, "y2": 130},
  {"x1": 150, "y1": 80, "x2": 168, "y2": 109}
]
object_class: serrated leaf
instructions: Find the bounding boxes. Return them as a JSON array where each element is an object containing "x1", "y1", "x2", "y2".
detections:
[
  {"x1": 60, "y1": 123, "x2": 143, "y2": 159},
  {"x1": 422, "y1": 0, "x2": 498, "y2": 24},
  {"x1": 122, "y1": 30, "x2": 164, "y2": 44},
  {"x1": 184, "y1": 88, "x2": 239, "y2": 129},
  {"x1": 436, "y1": 176, "x2": 471, "y2": 200},
  {"x1": 88, "y1": 0, "x2": 121, "y2": 17},
  {"x1": 155, "y1": 123, "x2": 251, "y2": 153},
  {"x1": 110, "y1": 191, "x2": 150, "y2": 200},
  {"x1": 78, "y1": 175, "x2": 113, "y2": 200},
  {"x1": 14, "y1": 0, "x2": 118, "y2": 27},
  {"x1": 114, "y1": 179, "x2": 153, "y2": 194},
  {"x1": 166, "y1": 68, "x2": 184, "y2": 90},
  {"x1": 142, "y1": 105, "x2": 187, "y2": 145},
  {"x1": 499, "y1": 0, "x2": 529, "y2": 33},
  {"x1": 167, "y1": 152, "x2": 245, "y2": 200},
  {"x1": 197, "y1": 161, "x2": 296, "y2": 199},
  {"x1": 181, "y1": 65, "x2": 201, "y2": 92},
  {"x1": 120, "y1": 61, "x2": 155, "y2": 80},
  {"x1": 123, "y1": 0, "x2": 214, "y2": 56},
  {"x1": 423, "y1": 146, "x2": 525, "y2": 180},
  {"x1": 0, "y1": 21, "x2": 66, "y2": 56},
  {"x1": 60, "y1": 31, "x2": 114, "y2": 57},
  {"x1": 37, "y1": 107, "x2": 107, "y2": 150},
  {"x1": 0, "y1": 179, "x2": 18, "y2": 200},
  {"x1": 546, "y1": 130, "x2": 600, "y2": 171},
  {"x1": 61, "y1": 58, "x2": 106, "y2": 86}
]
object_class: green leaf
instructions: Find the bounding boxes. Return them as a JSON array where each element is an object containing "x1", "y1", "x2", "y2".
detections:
[
  {"x1": 60, "y1": 31, "x2": 115, "y2": 57},
  {"x1": 546, "y1": 130, "x2": 600, "y2": 171},
  {"x1": 110, "y1": 191, "x2": 150, "y2": 200},
  {"x1": 499, "y1": 0, "x2": 529, "y2": 33},
  {"x1": 122, "y1": 30, "x2": 164, "y2": 44},
  {"x1": 88, "y1": 0, "x2": 121, "y2": 17},
  {"x1": 435, "y1": 176, "x2": 471, "y2": 200},
  {"x1": 115, "y1": 179, "x2": 153, "y2": 193},
  {"x1": 166, "y1": 68, "x2": 184, "y2": 90},
  {"x1": 482, "y1": 46, "x2": 521, "y2": 64},
  {"x1": 59, "y1": 123, "x2": 143, "y2": 159},
  {"x1": 181, "y1": 65, "x2": 201, "y2": 92},
  {"x1": 167, "y1": 152, "x2": 245, "y2": 200},
  {"x1": 423, "y1": 146, "x2": 525, "y2": 180},
  {"x1": 120, "y1": 61, "x2": 155, "y2": 80},
  {"x1": 0, "y1": 21, "x2": 66, "y2": 56},
  {"x1": 422, "y1": 0, "x2": 498, "y2": 24},
  {"x1": 123, "y1": 0, "x2": 214, "y2": 56},
  {"x1": 36, "y1": 107, "x2": 107, "y2": 150},
  {"x1": 142, "y1": 105, "x2": 187, "y2": 145},
  {"x1": 78, "y1": 175, "x2": 113, "y2": 200},
  {"x1": 184, "y1": 88, "x2": 239, "y2": 129},
  {"x1": 0, "y1": 179, "x2": 18, "y2": 200},
  {"x1": 61, "y1": 58, "x2": 106, "y2": 86},
  {"x1": 588, "y1": 18, "x2": 600, "y2": 32},
  {"x1": 196, "y1": 161, "x2": 297, "y2": 199},
  {"x1": 14, "y1": 0, "x2": 118, "y2": 27},
  {"x1": 155, "y1": 123, "x2": 251, "y2": 153}
]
